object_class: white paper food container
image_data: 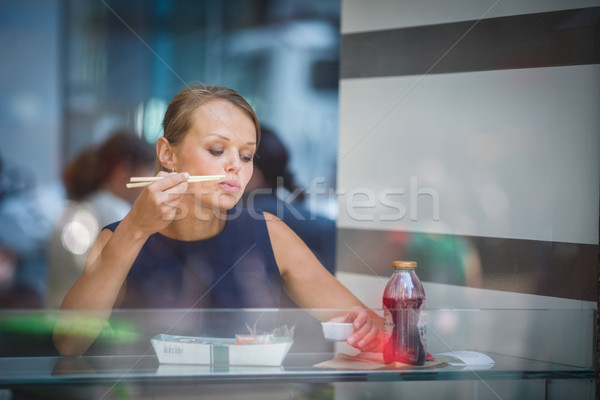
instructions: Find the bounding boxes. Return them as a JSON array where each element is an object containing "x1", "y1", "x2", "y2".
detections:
[{"x1": 151, "y1": 334, "x2": 293, "y2": 366}]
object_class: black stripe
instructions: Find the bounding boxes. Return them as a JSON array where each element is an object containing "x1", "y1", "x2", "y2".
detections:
[
  {"x1": 337, "y1": 227, "x2": 597, "y2": 302},
  {"x1": 341, "y1": 7, "x2": 600, "y2": 79}
]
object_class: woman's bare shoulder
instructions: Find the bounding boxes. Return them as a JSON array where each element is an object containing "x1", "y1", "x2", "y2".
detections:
[{"x1": 263, "y1": 211, "x2": 296, "y2": 237}]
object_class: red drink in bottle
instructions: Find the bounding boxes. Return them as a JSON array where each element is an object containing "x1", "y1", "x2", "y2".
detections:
[{"x1": 383, "y1": 261, "x2": 426, "y2": 365}]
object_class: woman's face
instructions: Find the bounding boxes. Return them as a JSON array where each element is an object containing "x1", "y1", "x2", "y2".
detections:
[{"x1": 173, "y1": 99, "x2": 256, "y2": 212}]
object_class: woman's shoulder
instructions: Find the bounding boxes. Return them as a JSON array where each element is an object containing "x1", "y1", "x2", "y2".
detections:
[{"x1": 261, "y1": 211, "x2": 297, "y2": 240}]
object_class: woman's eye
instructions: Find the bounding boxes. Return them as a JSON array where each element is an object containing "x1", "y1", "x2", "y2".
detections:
[
  {"x1": 208, "y1": 149, "x2": 223, "y2": 156},
  {"x1": 241, "y1": 154, "x2": 253, "y2": 162}
]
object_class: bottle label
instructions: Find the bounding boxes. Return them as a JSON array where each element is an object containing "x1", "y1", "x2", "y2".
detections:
[{"x1": 383, "y1": 306, "x2": 394, "y2": 342}]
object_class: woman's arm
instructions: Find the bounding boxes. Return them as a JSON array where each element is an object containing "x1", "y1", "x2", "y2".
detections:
[
  {"x1": 265, "y1": 212, "x2": 383, "y2": 352},
  {"x1": 52, "y1": 224, "x2": 141, "y2": 356},
  {"x1": 53, "y1": 172, "x2": 189, "y2": 356}
]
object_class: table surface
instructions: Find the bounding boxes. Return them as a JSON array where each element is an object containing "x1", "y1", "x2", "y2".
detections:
[{"x1": 0, "y1": 351, "x2": 593, "y2": 388}]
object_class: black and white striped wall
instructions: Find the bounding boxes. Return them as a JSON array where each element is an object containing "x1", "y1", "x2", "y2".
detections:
[
  {"x1": 334, "y1": 3, "x2": 599, "y2": 397},
  {"x1": 336, "y1": 0, "x2": 599, "y2": 309}
]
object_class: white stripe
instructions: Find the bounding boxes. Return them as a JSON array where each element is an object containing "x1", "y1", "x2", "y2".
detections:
[
  {"x1": 342, "y1": 0, "x2": 600, "y2": 33},
  {"x1": 337, "y1": 65, "x2": 600, "y2": 244}
]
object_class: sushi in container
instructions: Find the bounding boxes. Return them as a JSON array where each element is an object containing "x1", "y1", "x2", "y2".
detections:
[{"x1": 151, "y1": 334, "x2": 293, "y2": 366}]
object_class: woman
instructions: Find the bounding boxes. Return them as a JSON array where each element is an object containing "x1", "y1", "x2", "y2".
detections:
[{"x1": 53, "y1": 85, "x2": 382, "y2": 356}]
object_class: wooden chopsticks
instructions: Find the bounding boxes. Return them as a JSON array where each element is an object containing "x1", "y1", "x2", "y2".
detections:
[{"x1": 126, "y1": 175, "x2": 226, "y2": 188}]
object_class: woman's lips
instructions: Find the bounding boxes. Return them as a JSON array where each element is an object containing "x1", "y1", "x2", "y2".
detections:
[{"x1": 219, "y1": 180, "x2": 241, "y2": 193}]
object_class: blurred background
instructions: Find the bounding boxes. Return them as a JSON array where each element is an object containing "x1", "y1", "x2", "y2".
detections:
[{"x1": 0, "y1": 0, "x2": 341, "y2": 308}]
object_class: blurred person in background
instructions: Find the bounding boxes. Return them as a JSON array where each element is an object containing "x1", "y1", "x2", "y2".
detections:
[
  {"x1": 0, "y1": 152, "x2": 63, "y2": 308},
  {"x1": 0, "y1": 155, "x2": 19, "y2": 304},
  {"x1": 243, "y1": 126, "x2": 336, "y2": 273},
  {"x1": 45, "y1": 130, "x2": 155, "y2": 309}
]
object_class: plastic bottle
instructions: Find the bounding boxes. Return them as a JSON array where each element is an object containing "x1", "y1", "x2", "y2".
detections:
[{"x1": 382, "y1": 260, "x2": 426, "y2": 365}]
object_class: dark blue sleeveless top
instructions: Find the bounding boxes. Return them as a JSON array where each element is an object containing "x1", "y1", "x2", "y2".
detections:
[{"x1": 104, "y1": 208, "x2": 282, "y2": 310}]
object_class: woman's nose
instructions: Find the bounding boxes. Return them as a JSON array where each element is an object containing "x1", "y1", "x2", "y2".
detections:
[{"x1": 224, "y1": 153, "x2": 240, "y2": 172}]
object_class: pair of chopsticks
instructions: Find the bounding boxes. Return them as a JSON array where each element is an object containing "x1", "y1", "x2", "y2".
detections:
[{"x1": 126, "y1": 175, "x2": 226, "y2": 188}]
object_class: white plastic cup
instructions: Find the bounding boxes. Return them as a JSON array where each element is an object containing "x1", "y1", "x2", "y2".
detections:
[{"x1": 321, "y1": 322, "x2": 354, "y2": 341}]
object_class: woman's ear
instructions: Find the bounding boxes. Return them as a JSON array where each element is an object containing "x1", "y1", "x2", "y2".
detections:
[{"x1": 156, "y1": 137, "x2": 176, "y2": 171}]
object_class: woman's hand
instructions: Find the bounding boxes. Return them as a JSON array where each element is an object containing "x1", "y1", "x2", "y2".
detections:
[
  {"x1": 126, "y1": 171, "x2": 189, "y2": 237},
  {"x1": 330, "y1": 309, "x2": 384, "y2": 352}
]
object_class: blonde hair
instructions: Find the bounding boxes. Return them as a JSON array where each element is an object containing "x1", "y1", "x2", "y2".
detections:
[{"x1": 157, "y1": 84, "x2": 261, "y2": 172}]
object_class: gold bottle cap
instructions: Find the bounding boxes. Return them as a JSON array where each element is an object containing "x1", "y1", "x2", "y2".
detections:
[{"x1": 392, "y1": 261, "x2": 417, "y2": 269}]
